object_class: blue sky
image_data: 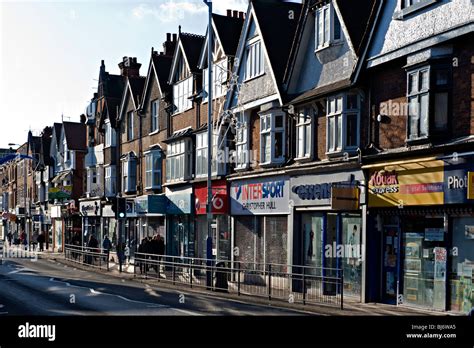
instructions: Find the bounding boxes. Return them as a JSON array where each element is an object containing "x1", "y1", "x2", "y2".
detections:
[{"x1": 0, "y1": 0, "x2": 299, "y2": 149}]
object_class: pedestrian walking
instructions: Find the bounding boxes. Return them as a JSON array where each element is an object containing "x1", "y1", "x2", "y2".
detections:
[{"x1": 37, "y1": 232, "x2": 45, "y2": 252}]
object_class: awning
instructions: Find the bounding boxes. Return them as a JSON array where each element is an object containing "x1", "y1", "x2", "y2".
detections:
[{"x1": 51, "y1": 171, "x2": 71, "y2": 184}]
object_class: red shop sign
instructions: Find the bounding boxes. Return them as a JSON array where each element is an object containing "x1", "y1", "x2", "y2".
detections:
[{"x1": 194, "y1": 180, "x2": 228, "y2": 215}]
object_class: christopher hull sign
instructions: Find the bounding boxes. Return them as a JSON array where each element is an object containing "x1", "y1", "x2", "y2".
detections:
[{"x1": 230, "y1": 176, "x2": 289, "y2": 215}]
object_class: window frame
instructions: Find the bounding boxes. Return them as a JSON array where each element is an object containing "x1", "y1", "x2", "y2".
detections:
[
  {"x1": 406, "y1": 63, "x2": 452, "y2": 142},
  {"x1": 104, "y1": 120, "x2": 116, "y2": 147},
  {"x1": 259, "y1": 112, "x2": 286, "y2": 166},
  {"x1": 104, "y1": 165, "x2": 116, "y2": 197},
  {"x1": 314, "y1": 2, "x2": 342, "y2": 52},
  {"x1": 127, "y1": 111, "x2": 134, "y2": 141},
  {"x1": 235, "y1": 111, "x2": 250, "y2": 170},
  {"x1": 122, "y1": 156, "x2": 137, "y2": 193},
  {"x1": 144, "y1": 150, "x2": 162, "y2": 190},
  {"x1": 173, "y1": 76, "x2": 193, "y2": 115},
  {"x1": 151, "y1": 99, "x2": 159, "y2": 133},
  {"x1": 326, "y1": 93, "x2": 360, "y2": 154},
  {"x1": 296, "y1": 107, "x2": 314, "y2": 160},
  {"x1": 166, "y1": 139, "x2": 191, "y2": 183},
  {"x1": 244, "y1": 38, "x2": 264, "y2": 81}
]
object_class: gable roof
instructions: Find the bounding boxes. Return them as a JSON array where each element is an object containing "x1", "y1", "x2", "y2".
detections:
[
  {"x1": 53, "y1": 123, "x2": 62, "y2": 145},
  {"x1": 62, "y1": 122, "x2": 87, "y2": 152},
  {"x1": 212, "y1": 13, "x2": 244, "y2": 57},
  {"x1": 96, "y1": 61, "x2": 126, "y2": 129},
  {"x1": 169, "y1": 32, "x2": 205, "y2": 82},
  {"x1": 141, "y1": 51, "x2": 173, "y2": 108},
  {"x1": 282, "y1": 0, "x2": 382, "y2": 105},
  {"x1": 119, "y1": 76, "x2": 146, "y2": 119},
  {"x1": 252, "y1": 0, "x2": 302, "y2": 87},
  {"x1": 335, "y1": 0, "x2": 380, "y2": 56}
]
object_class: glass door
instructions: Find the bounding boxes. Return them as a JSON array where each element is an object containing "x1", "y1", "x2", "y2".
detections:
[{"x1": 382, "y1": 224, "x2": 400, "y2": 304}]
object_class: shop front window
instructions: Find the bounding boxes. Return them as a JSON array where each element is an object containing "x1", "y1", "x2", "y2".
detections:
[
  {"x1": 450, "y1": 217, "x2": 474, "y2": 313},
  {"x1": 342, "y1": 215, "x2": 362, "y2": 297},
  {"x1": 402, "y1": 217, "x2": 445, "y2": 310}
]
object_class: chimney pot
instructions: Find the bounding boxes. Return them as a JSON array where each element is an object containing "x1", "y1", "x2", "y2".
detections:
[
  {"x1": 239, "y1": 11, "x2": 245, "y2": 19},
  {"x1": 167, "y1": 33, "x2": 171, "y2": 41},
  {"x1": 233, "y1": 10, "x2": 238, "y2": 18},
  {"x1": 227, "y1": 9, "x2": 232, "y2": 17},
  {"x1": 172, "y1": 33, "x2": 177, "y2": 42}
]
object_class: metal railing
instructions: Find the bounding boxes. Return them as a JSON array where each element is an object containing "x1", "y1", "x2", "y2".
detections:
[
  {"x1": 64, "y1": 244, "x2": 109, "y2": 271},
  {"x1": 133, "y1": 253, "x2": 344, "y2": 309}
]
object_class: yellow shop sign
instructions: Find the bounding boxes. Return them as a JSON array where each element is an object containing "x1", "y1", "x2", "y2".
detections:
[{"x1": 367, "y1": 160, "x2": 444, "y2": 207}]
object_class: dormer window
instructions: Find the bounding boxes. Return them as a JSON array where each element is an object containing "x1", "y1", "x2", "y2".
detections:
[
  {"x1": 173, "y1": 77, "x2": 193, "y2": 114},
  {"x1": 315, "y1": 2, "x2": 341, "y2": 51}
]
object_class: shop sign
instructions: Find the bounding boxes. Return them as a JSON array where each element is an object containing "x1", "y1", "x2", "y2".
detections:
[
  {"x1": 102, "y1": 204, "x2": 115, "y2": 218},
  {"x1": 166, "y1": 187, "x2": 192, "y2": 215},
  {"x1": 135, "y1": 195, "x2": 167, "y2": 214},
  {"x1": 331, "y1": 186, "x2": 360, "y2": 210},
  {"x1": 48, "y1": 185, "x2": 72, "y2": 200},
  {"x1": 79, "y1": 200, "x2": 101, "y2": 217},
  {"x1": 50, "y1": 205, "x2": 62, "y2": 218},
  {"x1": 194, "y1": 180, "x2": 228, "y2": 215},
  {"x1": 230, "y1": 176, "x2": 289, "y2": 215},
  {"x1": 368, "y1": 160, "x2": 445, "y2": 207},
  {"x1": 290, "y1": 171, "x2": 364, "y2": 208},
  {"x1": 467, "y1": 172, "x2": 474, "y2": 200},
  {"x1": 126, "y1": 199, "x2": 136, "y2": 217}
]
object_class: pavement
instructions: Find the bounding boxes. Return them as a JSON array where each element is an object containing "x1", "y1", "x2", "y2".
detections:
[{"x1": 38, "y1": 250, "x2": 457, "y2": 316}]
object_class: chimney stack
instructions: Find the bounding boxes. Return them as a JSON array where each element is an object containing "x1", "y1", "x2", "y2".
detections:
[
  {"x1": 118, "y1": 56, "x2": 141, "y2": 77},
  {"x1": 163, "y1": 32, "x2": 177, "y2": 57}
]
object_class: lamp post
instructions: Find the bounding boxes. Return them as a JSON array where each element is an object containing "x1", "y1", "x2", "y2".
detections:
[{"x1": 203, "y1": 0, "x2": 213, "y2": 288}]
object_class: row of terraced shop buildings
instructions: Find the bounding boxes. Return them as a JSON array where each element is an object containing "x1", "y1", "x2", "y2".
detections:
[{"x1": 0, "y1": 0, "x2": 473, "y2": 313}]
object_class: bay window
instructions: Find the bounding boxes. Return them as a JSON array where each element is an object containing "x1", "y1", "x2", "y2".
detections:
[
  {"x1": 315, "y1": 2, "x2": 341, "y2": 51},
  {"x1": 173, "y1": 77, "x2": 193, "y2": 114},
  {"x1": 145, "y1": 150, "x2": 162, "y2": 189},
  {"x1": 235, "y1": 112, "x2": 249, "y2": 170},
  {"x1": 105, "y1": 165, "x2": 116, "y2": 197},
  {"x1": 166, "y1": 139, "x2": 192, "y2": 183},
  {"x1": 122, "y1": 156, "x2": 137, "y2": 193},
  {"x1": 260, "y1": 112, "x2": 285, "y2": 165},
  {"x1": 296, "y1": 107, "x2": 313, "y2": 159},
  {"x1": 407, "y1": 64, "x2": 450, "y2": 141},
  {"x1": 245, "y1": 39, "x2": 264, "y2": 80},
  {"x1": 326, "y1": 93, "x2": 360, "y2": 153},
  {"x1": 151, "y1": 99, "x2": 159, "y2": 132}
]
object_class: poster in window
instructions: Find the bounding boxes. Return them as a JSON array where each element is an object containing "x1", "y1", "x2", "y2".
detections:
[{"x1": 465, "y1": 225, "x2": 474, "y2": 239}]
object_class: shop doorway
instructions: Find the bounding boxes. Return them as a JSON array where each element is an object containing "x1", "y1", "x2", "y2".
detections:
[{"x1": 382, "y1": 222, "x2": 400, "y2": 304}]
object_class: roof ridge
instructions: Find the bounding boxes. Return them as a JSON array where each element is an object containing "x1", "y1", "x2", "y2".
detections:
[{"x1": 180, "y1": 32, "x2": 205, "y2": 39}]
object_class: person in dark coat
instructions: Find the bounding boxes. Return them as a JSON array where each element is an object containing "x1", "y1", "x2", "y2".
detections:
[
  {"x1": 87, "y1": 234, "x2": 99, "y2": 264},
  {"x1": 37, "y1": 232, "x2": 45, "y2": 252}
]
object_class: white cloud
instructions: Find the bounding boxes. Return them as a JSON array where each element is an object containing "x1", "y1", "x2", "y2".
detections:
[{"x1": 132, "y1": 0, "x2": 249, "y2": 23}]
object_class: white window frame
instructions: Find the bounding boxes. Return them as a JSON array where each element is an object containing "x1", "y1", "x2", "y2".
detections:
[
  {"x1": 145, "y1": 150, "x2": 162, "y2": 190},
  {"x1": 245, "y1": 38, "x2": 264, "y2": 81},
  {"x1": 235, "y1": 112, "x2": 249, "y2": 170},
  {"x1": 195, "y1": 132, "x2": 208, "y2": 179},
  {"x1": 151, "y1": 99, "x2": 159, "y2": 133},
  {"x1": 104, "y1": 120, "x2": 116, "y2": 147},
  {"x1": 173, "y1": 77, "x2": 193, "y2": 115},
  {"x1": 407, "y1": 66, "x2": 430, "y2": 141},
  {"x1": 296, "y1": 107, "x2": 313, "y2": 160},
  {"x1": 105, "y1": 165, "x2": 116, "y2": 197},
  {"x1": 86, "y1": 167, "x2": 97, "y2": 195},
  {"x1": 166, "y1": 139, "x2": 191, "y2": 183},
  {"x1": 326, "y1": 93, "x2": 360, "y2": 154},
  {"x1": 259, "y1": 112, "x2": 285, "y2": 166},
  {"x1": 127, "y1": 111, "x2": 134, "y2": 141},
  {"x1": 203, "y1": 58, "x2": 228, "y2": 102},
  {"x1": 315, "y1": 3, "x2": 342, "y2": 51},
  {"x1": 122, "y1": 156, "x2": 137, "y2": 193}
]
